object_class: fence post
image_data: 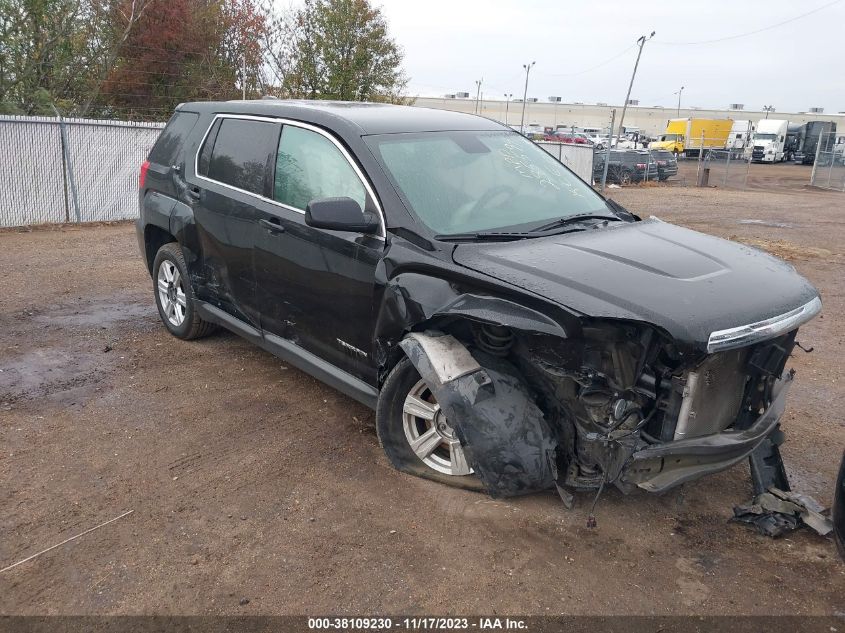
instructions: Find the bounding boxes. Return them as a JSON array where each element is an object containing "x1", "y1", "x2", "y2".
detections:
[
  {"x1": 696, "y1": 131, "x2": 705, "y2": 185},
  {"x1": 744, "y1": 150, "x2": 752, "y2": 189},
  {"x1": 51, "y1": 105, "x2": 81, "y2": 223},
  {"x1": 724, "y1": 146, "x2": 732, "y2": 187},
  {"x1": 826, "y1": 131, "x2": 835, "y2": 188},
  {"x1": 810, "y1": 130, "x2": 823, "y2": 186}
]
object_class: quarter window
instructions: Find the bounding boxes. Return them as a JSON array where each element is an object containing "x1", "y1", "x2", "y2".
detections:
[
  {"x1": 203, "y1": 118, "x2": 280, "y2": 196},
  {"x1": 274, "y1": 125, "x2": 367, "y2": 211}
]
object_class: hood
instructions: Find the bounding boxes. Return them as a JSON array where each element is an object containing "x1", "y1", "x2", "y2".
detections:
[{"x1": 451, "y1": 218, "x2": 819, "y2": 350}]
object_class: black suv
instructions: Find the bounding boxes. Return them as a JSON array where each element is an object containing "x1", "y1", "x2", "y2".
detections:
[
  {"x1": 649, "y1": 149, "x2": 679, "y2": 181},
  {"x1": 593, "y1": 149, "x2": 659, "y2": 184},
  {"x1": 138, "y1": 100, "x2": 821, "y2": 503}
]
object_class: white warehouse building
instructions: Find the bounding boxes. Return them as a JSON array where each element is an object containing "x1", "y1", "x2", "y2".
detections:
[{"x1": 413, "y1": 97, "x2": 845, "y2": 137}]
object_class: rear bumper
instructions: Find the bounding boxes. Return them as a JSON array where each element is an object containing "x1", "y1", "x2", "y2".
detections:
[{"x1": 623, "y1": 372, "x2": 793, "y2": 493}]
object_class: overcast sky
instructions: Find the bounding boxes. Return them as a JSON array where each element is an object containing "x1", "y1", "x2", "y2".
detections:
[{"x1": 374, "y1": 0, "x2": 844, "y2": 113}]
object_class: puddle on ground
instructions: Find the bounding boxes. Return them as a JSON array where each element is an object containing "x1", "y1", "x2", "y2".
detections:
[
  {"x1": 33, "y1": 296, "x2": 154, "y2": 327},
  {"x1": 0, "y1": 348, "x2": 111, "y2": 405},
  {"x1": 737, "y1": 219, "x2": 796, "y2": 229}
]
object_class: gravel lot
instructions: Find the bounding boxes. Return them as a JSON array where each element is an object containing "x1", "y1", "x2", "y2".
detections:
[{"x1": 1, "y1": 168, "x2": 843, "y2": 615}]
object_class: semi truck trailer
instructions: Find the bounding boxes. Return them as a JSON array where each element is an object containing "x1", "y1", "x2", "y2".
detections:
[
  {"x1": 793, "y1": 121, "x2": 838, "y2": 165},
  {"x1": 648, "y1": 118, "x2": 734, "y2": 157}
]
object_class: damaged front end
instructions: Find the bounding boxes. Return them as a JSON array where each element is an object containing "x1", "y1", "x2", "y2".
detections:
[{"x1": 399, "y1": 301, "x2": 818, "y2": 504}]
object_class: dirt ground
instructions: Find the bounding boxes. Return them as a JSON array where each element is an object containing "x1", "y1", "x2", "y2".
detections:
[{"x1": 1, "y1": 167, "x2": 844, "y2": 615}]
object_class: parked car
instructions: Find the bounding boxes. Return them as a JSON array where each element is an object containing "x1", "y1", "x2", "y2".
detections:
[
  {"x1": 649, "y1": 149, "x2": 679, "y2": 181},
  {"x1": 593, "y1": 149, "x2": 660, "y2": 184},
  {"x1": 586, "y1": 134, "x2": 606, "y2": 149},
  {"x1": 138, "y1": 100, "x2": 821, "y2": 504},
  {"x1": 543, "y1": 131, "x2": 591, "y2": 145}
]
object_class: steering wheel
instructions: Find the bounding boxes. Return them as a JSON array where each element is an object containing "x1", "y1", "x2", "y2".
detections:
[{"x1": 452, "y1": 185, "x2": 518, "y2": 226}]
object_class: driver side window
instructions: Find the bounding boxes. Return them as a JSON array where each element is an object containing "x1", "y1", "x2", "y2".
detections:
[{"x1": 273, "y1": 125, "x2": 367, "y2": 211}]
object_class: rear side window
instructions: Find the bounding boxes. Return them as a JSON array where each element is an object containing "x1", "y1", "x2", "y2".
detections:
[
  {"x1": 149, "y1": 111, "x2": 199, "y2": 165},
  {"x1": 274, "y1": 125, "x2": 367, "y2": 210},
  {"x1": 203, "y1": 118, "x2": 281, "y2": 196}
]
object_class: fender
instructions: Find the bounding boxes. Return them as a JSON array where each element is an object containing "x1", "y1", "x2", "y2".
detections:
[
  {"x1": 169, "y1": 199, "x2": 203, "y2": 277},
  {"x1": 399, "y1": 332, "x2": 558, "y2": 498},
  {"x1": 373, "y1": 270, "x2": 579, "y2": 372}
]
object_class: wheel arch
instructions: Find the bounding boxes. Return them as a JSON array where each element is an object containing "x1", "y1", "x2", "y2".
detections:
[
  {"x1": 373, "y1": 271, "x2": 580, "y2": 386},
  {"x1": 143, "y1": 224, "x2": 176, "y2": 275}
]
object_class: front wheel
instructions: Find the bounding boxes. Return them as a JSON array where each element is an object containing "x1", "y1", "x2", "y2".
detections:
[
  {"x1": 376, "y1": 357, "x2": 484, "y2": 491},
  {"x1": 152, "y1": 243, "x2": 216, "y2": 340}
]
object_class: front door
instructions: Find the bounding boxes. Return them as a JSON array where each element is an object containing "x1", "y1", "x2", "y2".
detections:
[{"x1": 253, "y1": 123, "x2": 383, "y2": 383}]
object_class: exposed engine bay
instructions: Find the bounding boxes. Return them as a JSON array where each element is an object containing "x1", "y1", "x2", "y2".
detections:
[{"x1": 400, "y1": 319, "x2": 800, "y2": 505}]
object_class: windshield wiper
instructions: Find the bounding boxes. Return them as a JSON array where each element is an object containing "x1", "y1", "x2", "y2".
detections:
[
  {"x1": 529, "y1": 213, "x2": 622, "y2": 233},
  {"x1": 434, "y1": 231, "x2": 536, "y2": 242}
]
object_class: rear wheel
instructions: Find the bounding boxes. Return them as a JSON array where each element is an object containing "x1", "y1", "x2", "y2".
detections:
[
  {"x1": 152, "y1": 243, "x2": 216, "y2": 340},
  {"x1": 376, "y1": 357, "x2": 483, "y2": 491}
]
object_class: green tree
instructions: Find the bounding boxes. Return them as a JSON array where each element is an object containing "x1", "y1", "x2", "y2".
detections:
[
  {"x1": 274, "y1": 0, "x2": 407, "y2": 102},
  {"x1": 0, "y1": 0, "x2": 95, "y2": 114}
]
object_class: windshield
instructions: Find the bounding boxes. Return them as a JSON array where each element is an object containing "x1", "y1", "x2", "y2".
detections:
[
  {"x1": 754, "y1": 133, "x2": 777, "y2": 141},
  {"x1": 660, "y1": 134, "x2": 681, "y2": 141},
  {"x1": 365, "y1": 130, "x2": 608, "y2": 235}
]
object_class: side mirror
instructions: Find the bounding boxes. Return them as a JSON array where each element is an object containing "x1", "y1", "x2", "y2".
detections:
[{"x1": 304, "y1": 197, "x2": 379, "y2": 234}]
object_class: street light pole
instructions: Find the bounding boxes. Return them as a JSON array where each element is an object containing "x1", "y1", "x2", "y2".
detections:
[
  {"x1": 763, "y1": 105, "x2": 774, "y2": 119},
  {"x1": 676, "y1": 85, "x2": 684, "y2": 117},
  {"x1": 519, "y1": 61, "x2": 535, "y2": 134},
  {"x1": 474, "y1": 79, "x2": 483, "y2": 114},
  {"x1": 614, "y1": 31, "x2": 655, "y2": 148},
  {"x1": 504, "y1": 93, "x2": 512, "y2": 126}
]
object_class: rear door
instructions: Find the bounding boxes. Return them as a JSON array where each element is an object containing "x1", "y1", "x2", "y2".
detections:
[
  {"x1": 191, "y1": 116, "x2": 281, "y2": 326},
  {"x1": 253, "y1": 122, "x2": 384, "y2": 383}
]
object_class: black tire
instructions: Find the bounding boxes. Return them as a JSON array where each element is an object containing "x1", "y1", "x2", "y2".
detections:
[
  {"x1": 376, "y1": 357, "x2": 484, "y2": 492},
  {"x1": 618, "y1": 169, "x2": 633, "y2": 186},
  {"x1": 152, "y1": 242, "x2": 216, "y2": 340}
]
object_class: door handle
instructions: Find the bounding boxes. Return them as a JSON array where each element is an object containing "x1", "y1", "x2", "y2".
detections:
[
  {"x1": 187, "y1": 186, "x2": 201, "y2": 201},
  {"x1": 259, "y1": 218, "x2": 285, "y2": 234}
]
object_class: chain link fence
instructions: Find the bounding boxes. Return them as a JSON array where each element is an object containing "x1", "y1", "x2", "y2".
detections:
[
  {"x1": 810, "y1": 130, "x2": 845, "y2": 192},
  {"x1": 535, "y1": 141, "x2": 595, "y2": 184},
  {"x1": 0, "y1": 115, "x2": 164, "y2": 227},
  {"x1": 697, "y1": 146, "x2": 753, "y2": 189}
]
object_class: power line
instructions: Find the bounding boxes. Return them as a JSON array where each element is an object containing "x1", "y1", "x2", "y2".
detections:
[
  {"x1": 657, "y1": 0, "x2": 842, "y2": 45},
  {"x1": 536, "y1": 44, "x2": 637, "y2": 78}
]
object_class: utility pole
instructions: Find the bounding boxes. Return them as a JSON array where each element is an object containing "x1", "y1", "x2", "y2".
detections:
[
  {"x1": 474, "y1": 79, "x2": 483, "y2": 114},
  {"x1": 613, "y1": 32, "x2": 655, "y2": 148},
  {"x1": 676, "y1": 85, "x2": 684, "y2": 117},
  {"x1": 519, "y1": 61, "x2": 535, "y2": 135},
  {"x1": 504, "y1": 93, "x2": 512, "y2": 126}
]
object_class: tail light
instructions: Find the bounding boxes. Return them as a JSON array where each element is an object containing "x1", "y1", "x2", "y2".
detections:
[
  {"x1": 139, "y1": 160, "x2": 150, "y2": 189},
  {"x1": 636, "y1": 163, "x2": 647, "y2": 169}
]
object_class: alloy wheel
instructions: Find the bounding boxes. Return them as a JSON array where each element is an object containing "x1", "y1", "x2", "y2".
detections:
[
  {"x1": 402, "y1": 379, "x2": 472, "y2": 476},
  {"x1": 157, "y1": 260, "x2": 187, "y2": 327}
]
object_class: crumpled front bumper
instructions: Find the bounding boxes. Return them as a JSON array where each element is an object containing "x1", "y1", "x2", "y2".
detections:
[{"x1": 622, "y1": 372, "x2": 793, "y2": 493}]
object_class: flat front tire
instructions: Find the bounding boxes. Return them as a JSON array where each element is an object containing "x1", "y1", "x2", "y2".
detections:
[
  {"x1": 376, "y1": 357, "x2": 484, "y2": 491},
  {"x1": 152, "y1": 243, "x2": 216, "y2": 340}
]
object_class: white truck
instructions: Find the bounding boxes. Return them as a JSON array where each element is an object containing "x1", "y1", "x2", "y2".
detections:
[
  {"x1": 728, "y1": 120, "x2": 754, "y2": 157},
  {"x1": 751, "y1": 119, "x2": 789, "y2": 163}
]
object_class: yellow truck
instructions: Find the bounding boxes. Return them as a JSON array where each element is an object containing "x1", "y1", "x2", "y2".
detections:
[{"x1": 649, "y1": 118, "x2": 734, "y2": 157}]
